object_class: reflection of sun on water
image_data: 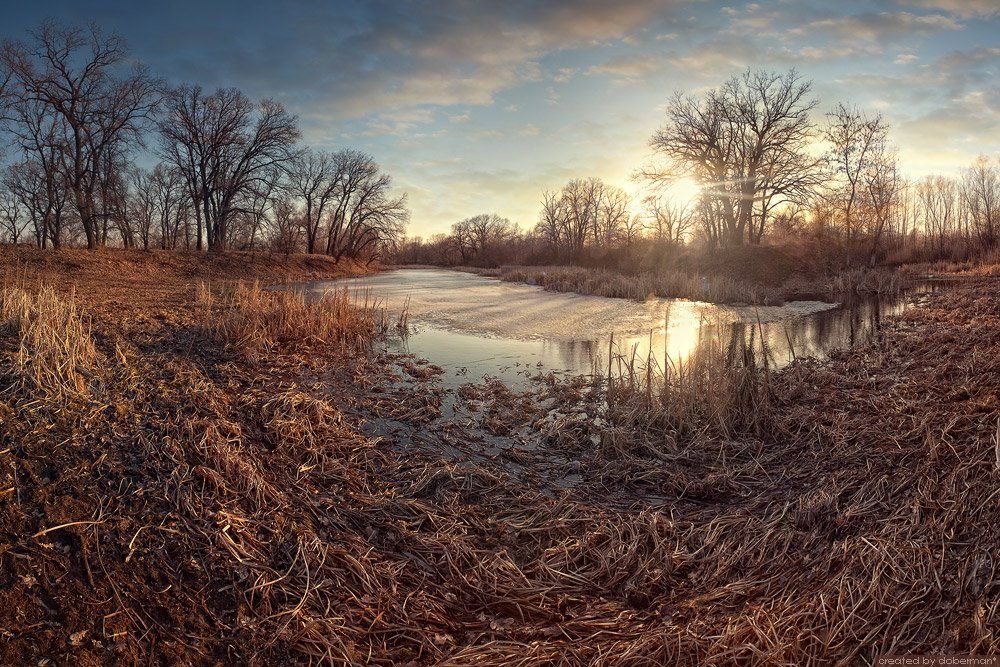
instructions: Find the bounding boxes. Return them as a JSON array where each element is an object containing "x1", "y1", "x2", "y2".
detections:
[{"x1": 612, "y1": 302, "x2": 708, "y2": 371}]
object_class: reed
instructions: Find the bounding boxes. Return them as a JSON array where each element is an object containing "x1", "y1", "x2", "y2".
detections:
[
  {"x1": 195, "y1": 281, "x2": 394, "y2": 355},
  {"x1": 0, "y1": 284, "x2": 98, "y2": 399},
  {"x1": 826, "y1": 268, "x2": 904, "y2": 296},
  {"x1": 595, "y1": 328, "x2": 770, "y2": 459}
]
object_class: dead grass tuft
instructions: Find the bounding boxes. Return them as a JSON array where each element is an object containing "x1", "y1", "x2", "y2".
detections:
[
  {"x1": 196, "y1": 281, "x2": 388, "y2": 355},
  {"x1": 0, "y1": 285, "x2": 98, "y2": 399}
]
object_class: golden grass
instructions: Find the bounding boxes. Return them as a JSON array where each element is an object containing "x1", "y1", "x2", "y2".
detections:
[
  {"x1": 196, "y1": 281, "x2": 390, "y2": 355},
  {"x1": 2, "y1": 251, "x2": 998, "y2": 664},
  {"x1": 599, "y1": 330, "x2": 770, "y2": 456},
  {"x1": 0, "y1": 284, "x2": 98, "y2": 399},
  {"x1": 826, "y1": 267, "x2": 904, "y2": 296}
]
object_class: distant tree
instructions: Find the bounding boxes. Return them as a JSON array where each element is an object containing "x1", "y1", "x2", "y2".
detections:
[
  {"x1": 962, "y1": 155, "x2": 998, "y2": 247},
  {"x1": 4, "y1": 159, "x2": 69, "y2": 247},
  {"x1": 157, "y1": 84, "x2": 299, "y2": 252},
  {"x1": 535, "y1": 177, "x2": 629, "y2": 254},
  {"x1": 0, "y1": 181, "x2": 28, "y2": 243},
  {"x1": 649, "y1": 68, "x2": 819, "y2": 247},
  {"x1": 287, "y1": 149, "x2": 342, "y2": 254},
  {"x1": 1, "y1": 21, "x2": 161, "y2": 249},
  {"x1": 149, "y1": 164, "x2": 188, "y2": 249},
  {"x1": 860, "y1": 145, "x2": 901, "y2": 264},
  {"x1": 824, "y1": 104, "x2": 891, "y2": 250},
  {"x1": 266, "y1": 196, "x2": 302, "y2": 255},
  {"x1": 916, "y1": 175, "x2": 960, "y2": 255},
  {"x1": 451, "y1": 213, "x2": 516, "y2": 264},
  {"x1": 643, "y1": 194, "x2": 694, "y2": 245}
]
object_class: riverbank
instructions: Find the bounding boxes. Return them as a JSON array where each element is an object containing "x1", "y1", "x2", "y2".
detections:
[
  {"x1": 2, "y1": 249, "x2": 997, "y2": 663},
  {"x1": 456, "y1": 263, "x2": 906, "y2": 306}
]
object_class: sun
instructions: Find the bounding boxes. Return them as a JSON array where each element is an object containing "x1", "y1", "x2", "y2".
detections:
[{"x1": 665, "y1": 177, "x2": 703, "y2": 206}]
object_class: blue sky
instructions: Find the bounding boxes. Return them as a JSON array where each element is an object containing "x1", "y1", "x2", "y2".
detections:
[{"x1": 1, "y1": 0, "x2": 997, "y2": 237}]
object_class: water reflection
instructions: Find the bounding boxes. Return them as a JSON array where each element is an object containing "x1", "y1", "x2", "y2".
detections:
[{"x1": 299, "y1": 269, "x2": 945, "y2": 388}]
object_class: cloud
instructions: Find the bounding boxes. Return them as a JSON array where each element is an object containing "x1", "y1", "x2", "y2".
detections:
[
  {"x1": 666, "y1": 39, "x2": 760, "y2": 80},
  {"x1": 895, "y1": 53, "x2": 919, "y2": 64},
  {"x1": 893, "y1": 0, "x2": 1000, "y2": 18},
  {"x1": 586, "y1": 55, "x2": 665, "y2": 83},
  {"x1": 362, "y1": 108, "x2": 437, "y2": 136},
  {"x1": 788, "y1": 11, "x2": 961, "y2": 54},
  {"x1": 552, "y1": 67, "x2": 578, "y2": 83},
  {"x1": 302, "y1": 0, "x2": 673, "y2": 119}
]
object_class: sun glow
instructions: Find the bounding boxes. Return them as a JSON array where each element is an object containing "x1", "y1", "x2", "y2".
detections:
[{"x1": 665, "y1": 177, "x2": 703, "y2": 207}]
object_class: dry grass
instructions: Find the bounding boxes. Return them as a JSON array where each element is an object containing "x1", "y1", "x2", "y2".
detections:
[
  {"x1": 598, "y1": 330, "x2": 770, "y2": 456},
  {"x1": 1, "y1": 249, "x2": 997, "y2": 665},
  {"x1": 196, "y1": 281, "x2": 392, "y2": 355},
  {"x1": 914, "y1": 246, "x2": 1000, "y2": 278},
  {"x1": 0, "y1": 284, "x2": 98, "y2": 399},
  {"x1": 826, "y1": 267, "x2": 905, "y2": 296}
]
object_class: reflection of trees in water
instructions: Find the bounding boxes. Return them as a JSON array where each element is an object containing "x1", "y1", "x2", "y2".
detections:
[
  {"x1": 549, "y1": 338, "x2": 600, "y2": 371},
  {"x1": 567, "y1": 288, "x2": 919, "y2": 373}
]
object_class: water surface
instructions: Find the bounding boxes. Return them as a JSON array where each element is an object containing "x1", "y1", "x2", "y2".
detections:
[{"x1": 301, "y1": 268, "x2": 937, "y2": 387}]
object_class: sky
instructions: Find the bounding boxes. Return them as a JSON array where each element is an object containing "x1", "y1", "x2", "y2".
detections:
[{"x1": 1, "y1": 0, "x2": 997, "y2": 238}]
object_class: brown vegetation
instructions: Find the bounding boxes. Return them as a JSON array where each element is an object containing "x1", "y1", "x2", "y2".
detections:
[{"x1": 2, "y1": 248, "x2": 998, "y2": 665}]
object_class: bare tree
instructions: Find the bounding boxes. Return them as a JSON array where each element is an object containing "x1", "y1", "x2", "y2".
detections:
[
  {"x1": 533, "y1": 178, "x2": 628, "y2": 254},
  {"x1": 536, "y1": 190, "x2": 566, "y2": 249},
  {"x1": 287, "y1": 149, "x2": 342, "y2": 254},
  {"x1": 158, "y1": 84, "x2": 299, "y2": 252},
  {"x1": 860, "y1": 145, "x2": 901, "y2": 264},
  {"x1": 824, "y1": 104, "x2": 891, "y2": 251},
  {"x1": 962, "y1": 155, "x2": 999, "y2": 247},
  {"x1": 451, "y1": 213, "x2": 516, "y2": 264},
  {"x1": 149, "y1": 164, "x2": 187, "y2": 249},
  {"x1": 266, "y1": 196, "x2": 302, "y2": 255},
  {"x1": 0, "y1": 181, "x2": 29, "y2": 243},
  {"x1": 323, "y1": 150, "x2": 407, "y2": 261},
  {"x1": 4, "y1": 159, "x2": 69, "y2": 247},
  {"x1": 916, "y1": 175, "x2": 960, "y2": 255},
  {"x1": 644, "y1": 194, "x2": 694, "y2": 245},
  {"x1": 1, "y1": 21, "x2": 161, "y2": 249},
  {"x1": 649, "y1": 68, "x2": 819, "y2": 247}
]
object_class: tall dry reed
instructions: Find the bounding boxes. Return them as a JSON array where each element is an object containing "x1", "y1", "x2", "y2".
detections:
[
  {"x1": 596, "y1": 329, "x2": 770, "y2": 458},
  {"x1": 0, "y1": 285, "x2": 98, "y2": 398},
  {"x1": 196, "y1": 282, "x2": 392, "y2": 354}
]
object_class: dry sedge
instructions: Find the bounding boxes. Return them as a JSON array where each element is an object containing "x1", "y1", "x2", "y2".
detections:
[
  {"x1": 1, "y1": 250, "x2": 998, "y2": 666},
  {"x1": 196, "y1": 281, "x2": 392, "y2": 355},
  {"x1": 0, "y1": 284, "x2": 98, "y2": 399}
]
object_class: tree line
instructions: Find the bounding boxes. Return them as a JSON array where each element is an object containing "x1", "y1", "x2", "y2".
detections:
[
  {"x1": 0, "y1": 21, "x2": 409, "y2": 258},
  {"x1": 397, "y1": 69, "x2": 998, "y2": 269}
]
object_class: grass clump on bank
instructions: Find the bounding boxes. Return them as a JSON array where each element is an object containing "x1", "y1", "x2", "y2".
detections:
[
  {"x1": 0, "y1": 285, "x2": 98, "y2": 399},
  {"x1": 196, "y1": 281, "x2": 393, "y2": 355},
  {"x1": 600, "y1": 333, "x2": 770, "y2": 456}
]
